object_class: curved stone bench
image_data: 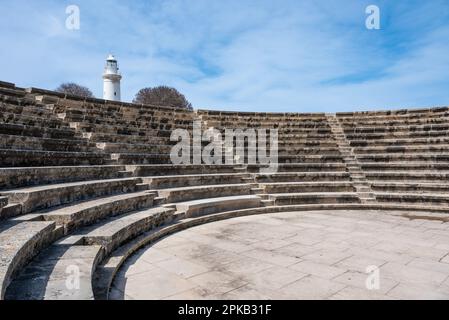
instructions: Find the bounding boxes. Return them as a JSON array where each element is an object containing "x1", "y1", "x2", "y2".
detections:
[
  {"x1": 0, "y1": 149, "x2": 108, "y2": 167},
  {"x1": 158, "y1": 184, "x2": 253, "y2": 203},
  {"x1": 110, "y1": 153, "x2": 172, "y2": 165},
  {"x1": 0, "y1": 123, "x2": 77, "y2": 139},
  {"x1": 143, "y1": 173, "x2": 249, "y2": 189},
  {"x1": 255, "y1": 172, "x2": 351, "y2": 183},
  {"x1": 354, "y1": 145, "x2": 449, "y2": 154},
  {"x1": 0, "y1": 166, "x2": 130, "y2": 190},
  {"x1": 0, "y1": 134, "x2": 97, "y2": 153},
  {"x1": 361, "y1": 162, "x2": 449, "y2": 171},
  {"x1": 1, "y1": 103, "x2": 56, "y2": 119},
  {"x1": 81, "y1": 206, "x2": 176, "y2": 254},
  {"x1": 169, "y1": 195, "x2": 262, "y2": 218},
  {"x1": 357, "y1": 153, "x2": 449, "y2": 163},
  {"x1": 365, "y1": 171, "x2": 449, "y2": 181},
  {"x1": 85, "y1": 132, "x2": 168, "y2": 145},
  {"x1": 6, "y1": 244, "x2": 104, "y2": 300},
  {"x1": 0, "y1": 112, "x2": 71, "y2": 128},
  {"x1": 5, "y1": 206, "x2": 175, "y2": 300},
  {"x1": 340, "y1": 116, "x2": 449, "y2": 127},
  {"x1": 278, "y1": 154, "x2": 343, "y2": 163},
  {"x1": 350, "y1": 137, "x2": 449, "y2": 147},
  {"x1": 96, "y1": 142, "x2": 173, "y2": 154},
  {"x1": 268, "y1": 192, "x2": 361, "y2": 205},
  {"x1": 261, "y1": 181, "x2": 355, "y2": 193},
  {"x1": 128, "y1": 164, "x2": 239, "y2": 176},
  {"x1": 1, "y1": 178, "x2": 142, "y2": 214},
  {"x1": 372, "y1": 182, "x2": 449, "y2": 193},
  {"x1": 344, "y1": 123, "x2": 449, "y2": 134},
  {"x1": 346, "y1": 130, "x2": 449, "y2": 140},
  {"x1": 376, "y1": 192, "x2": 449, "y2": 205},
  {"x1": 0, "y1": 220, "x2": 56, "y2": 299},
  {"x1": 38, "y1": 191, "x2": 156, "y2": 232}
]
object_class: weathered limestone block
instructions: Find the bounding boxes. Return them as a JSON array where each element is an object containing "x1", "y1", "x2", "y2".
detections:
[
  {"x1": 0, "y1": 220, "x2": 56, "y2": 299},
  {"x1": 2, "y1": 178, "x2": 142, "y2": 213}
]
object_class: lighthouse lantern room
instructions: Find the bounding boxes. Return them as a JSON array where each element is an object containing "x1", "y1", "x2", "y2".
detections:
[{"x1": 103, "y1": 54, "x2": 122, "y2": 101}]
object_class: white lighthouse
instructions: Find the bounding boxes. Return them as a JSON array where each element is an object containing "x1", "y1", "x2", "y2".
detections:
[{"x1": 103, "y1": 54, "x2": 122, "y2": 101}]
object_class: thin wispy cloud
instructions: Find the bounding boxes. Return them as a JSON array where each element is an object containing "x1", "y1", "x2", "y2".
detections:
[{"x1": 0, "y1": 0, "x2": 448, "y2": 112}]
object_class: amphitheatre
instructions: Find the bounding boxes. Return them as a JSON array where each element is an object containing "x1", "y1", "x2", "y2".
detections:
[{"x1": 1, "y1": 79, "x2": 449, "y2": 300}]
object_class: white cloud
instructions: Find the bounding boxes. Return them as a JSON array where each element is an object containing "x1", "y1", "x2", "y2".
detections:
[{"x1": 0, "y1": 0, "x2": 448, "y2": 112}]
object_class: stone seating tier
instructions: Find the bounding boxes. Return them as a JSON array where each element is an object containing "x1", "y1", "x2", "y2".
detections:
[
  {"x1": 343, "y1": 123, "x2": 449, "y2": 134},
  {"x1": 349, "y1": 137, "x2": 449, "y2": 147},
  {"x1": 0, "y1": 134, "x2": 98, "y2": 153},
  {"x1": 1, "y1": 83, "x2": 449, "y2": 301},
  {"x1": 0, "y1": 123, "x2": 78, "y2": 139},
  {"x1": 361, "y1": 162, "x2": 449, "y2": 171},
  {"x1": 0, "y1": 177, "x2": 143, "y2": 214},
  {"x1": 268, "y1": 192, "x2": 361, "y2": 205},
  {"x1": 339, "y1": 116, "x2": 449, "y2": 127},
  {"x1": 345, "y1": 131, "x2": 449, "y2": 140},
  {"x1": 0, "y1": 166, "x2": 130, "y2": 190},
  {"x1": 0, "y1": 149, "x2": 109, "y2": 167}
]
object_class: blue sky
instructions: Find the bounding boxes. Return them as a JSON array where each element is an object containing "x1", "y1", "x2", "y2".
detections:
[{"x1": 0, "y1": 0, "x2": 448, "y2": 112}]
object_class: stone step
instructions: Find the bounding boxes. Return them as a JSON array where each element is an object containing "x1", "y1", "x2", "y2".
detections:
[
  {"x1": 255, "y1": 171, "x2": 351, "y2": 183},
  {"x1": 247, "y1": 163, "x2": 347, "y2": 173},
  {"x1": 0, "y1": 134, "x2": 97, "y2": 153},
  {"x1": 346, "y1": 130, "x2": 449, "y2": 140},
  {"x1": 0, "y1": 103, "x2": 57, "y2": 118},
  {"x1": 60, "y1": 109, "x2": 194, "y2": 128},
  {"x1": 34, "y1": 191, "x2": 156, "y2": 233},
  {"x1": 361, "y1": 162, "x2": 449, "y2": 171},
  {"x1": 127, "y1": 164, "x2": 239, "y2": 176},
  {"x1": 0, "y1": 204, "x2": 22, "y2": 221},
  {"x1": 83, "y1": 132, "x2": 169, "y2": 145},
  {"x1": 1, "y1": 178, "x2": 142, "y2": 214},
  {"x1": 350, "y1": 137, "x2": 449, "y2": 147},
  {"x1": 5, "y1": 244, "x2": 104, "y2": 300},
  {"x1": 338, "y1": 113, "x2": 449, "y2": 125},
  {"x1": 110, "y1": 153, "x2": 172, "y2": 165},
  {"x1": 277, "y1": 155, "x2": 344, "y2": 163},
  {"x1": 251, "y1": 188, "x2": 264, "y2": 194},
  {"x1": 168, "y1": 195, "x2": 262, "y2": 218},
  {"x1": 95, "y1": 142, "x2": 173, "y2": 154},
  {"x1": 0, "y1": 123, "x2": 77, "y2": 140},
  {"x1": 376, "y1": 192, "x2": 449, "y2": 205},
  {"x1": 261, "y1": 181, "x2": 355, "y2": 193},
  {"x1": 344, "y1": 123, "x2": 449, "y2": 133},
  {"x1": 0, "y1": 86, "x2": 26, "y2": 96},
  {"x1": 268, "y1": 192, "x2": 361, "y2": 205},
  {"x1": 0, "y1": 220, "x2": 56, "y2": 299},
  {"x1": 0, "y1": 112, "x2": 70, "y2": 129},
  {"x1": 365, "y1": 171, "x2": 449, "y2": 181},
  {"x1": 372, "y1": 182, "x2": 449, "y2": 193},
  {"x1": 354, "y1": 145, "x2": 449, "y2": 154},
  {"x1": 0, "y1": 166, "x2": 128, "y2": 190},
  {"x1": 158, "y1": 184, "x2": 252, "y2": 203},
  {"x1": 261, "y1": 199, "x2": 275, "y2": 206},
  {"x1": 358, "y1": 153, "x2": 449, "y2": 163},
  {"x1": 142, "y1": 173, "x2": 249, "y2": 189},
  {"x1": 81, "y1": 206, "x2": 176, "y2": 254},
  {"x1": 0, "y1": 149, "x2": 108, "y2": 167},
  {"x1": 69, "y1": 121, "x2": 166, "y2": 136}
]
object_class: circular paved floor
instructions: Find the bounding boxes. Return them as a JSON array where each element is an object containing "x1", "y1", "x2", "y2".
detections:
[{"x1": 110, "y1": 210, "x2": 449, "y2": 300}]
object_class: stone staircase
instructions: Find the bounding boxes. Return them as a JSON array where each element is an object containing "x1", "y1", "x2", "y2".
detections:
[{"x1": 327, "y1": 114, "x2": 377, "y2": 204}]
